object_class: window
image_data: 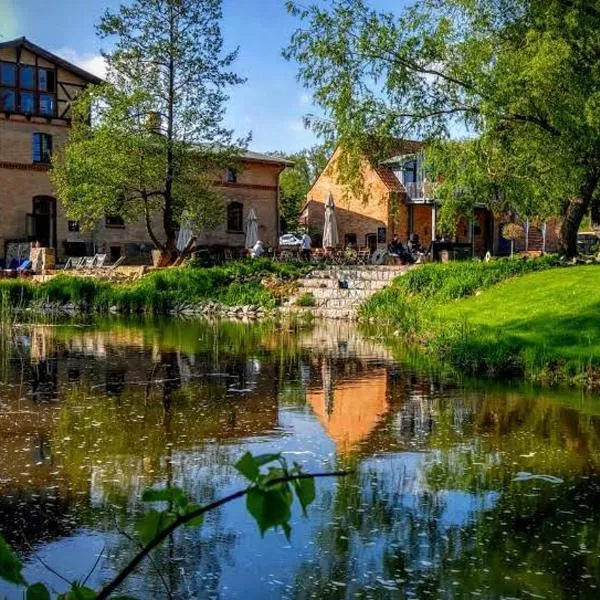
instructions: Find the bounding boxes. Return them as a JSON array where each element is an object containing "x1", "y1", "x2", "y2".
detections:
[
  {"x1": 227, "y1": 202, "x2": 243, "y2": 232},
  {"x1": 402, "y1": 160, "x2": 418, "y2": 184},
  {"x1": 0, "y1": 61, "x2": 57, "y2": 117},
  {"x1": 105, "y1": 215, "x2": 125, "y2": 228},
  {"x1": 0, "y1": 63, "x2": 15, "y2": 86},
  {"x1": 377, "y1": 227, "x2": 387, "y2": 243},
  {"x1": 39, "y1": 94, "x2": 55, "y2": 115},
  {"x1": 32, "y1": 133, "x2": 53, "y2": 163},
  {"x1": 226, "y1": 168, "x2": 237, "y2": 184},
  {"x1": 20, "y1": 66, "x2": 34, "y2": 89},
  {"x1": 68, "y1": 220, "x2": 80, "y2": 232},
  {"x1": 344, "y1": 233, "x2": 357, "y2": 246},
  {"x1": 20, "y1": 92, "x2": 34, "y2": 113},
  {"x1": 0, "y1": 88, "x2": 15, "y2": 111},
  {"x1": 38, "y1": 69, "x2": 55, "y2": 93}
]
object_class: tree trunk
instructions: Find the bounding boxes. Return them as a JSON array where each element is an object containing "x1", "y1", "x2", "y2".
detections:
[
  {"x1": 558, "y1": 172, "x2": 599, "y2": 257},
  {"x1": 558, "y1": 195, "x2": 591, "y2": 257}
]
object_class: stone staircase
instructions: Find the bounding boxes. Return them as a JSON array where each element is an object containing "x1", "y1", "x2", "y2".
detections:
[{"x1": 290, "y1": 265, "x2": 413, "y2": 319}]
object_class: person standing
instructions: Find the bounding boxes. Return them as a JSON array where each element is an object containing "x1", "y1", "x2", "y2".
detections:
[{"x1": 301, "y1": 231, "x2": 312, "y2": 261}]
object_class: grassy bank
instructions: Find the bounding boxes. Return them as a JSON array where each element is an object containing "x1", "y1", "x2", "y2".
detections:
[
  {"x1": 360, "y1": 257, "x2": 600, "y2": 385},
  {"x1": 0, "y1": 259, "x2": 309, "y2": 315}
]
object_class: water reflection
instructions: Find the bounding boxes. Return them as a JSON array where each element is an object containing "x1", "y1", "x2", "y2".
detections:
[{"x1": 0, "y1": 319, "x2": 599, "y2": 598}]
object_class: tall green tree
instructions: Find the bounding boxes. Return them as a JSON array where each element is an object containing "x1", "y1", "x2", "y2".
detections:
[
  {"x1": 272, "y1": 145, "x2": 330, "y2": 231},
  {"x1": 51, "y1": 0, "x2": 247, "y2": 261},
  {"x1": 285, "y1": 0, "x2": 600, "y2": 256}
]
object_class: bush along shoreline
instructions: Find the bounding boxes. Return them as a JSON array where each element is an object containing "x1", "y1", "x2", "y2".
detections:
[
  {"x1": 359, "y1": 256, "x2": 600, "y2": 388},
  {"x1": 0, "y1": 259, "x2": 311, "y2": 318}
]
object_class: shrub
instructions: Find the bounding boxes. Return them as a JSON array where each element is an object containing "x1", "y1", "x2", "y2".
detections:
[{"x1": 295, "y1": 292, "x2": 316, "y2": 307}]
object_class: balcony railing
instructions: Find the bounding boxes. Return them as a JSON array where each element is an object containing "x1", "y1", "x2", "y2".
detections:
[{"x1": 402, "y1": 181, "x2": 434, "y2": 202}]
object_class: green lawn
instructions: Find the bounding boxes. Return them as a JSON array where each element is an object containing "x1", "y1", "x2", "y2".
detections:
[{"x1": 434, "y1": 265, "x2": 600, "y2": 374}]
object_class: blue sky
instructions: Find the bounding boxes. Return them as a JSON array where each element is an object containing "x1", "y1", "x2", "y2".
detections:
[{"x1": 0, "y1": 0, "x2": 330, "y2": 153}]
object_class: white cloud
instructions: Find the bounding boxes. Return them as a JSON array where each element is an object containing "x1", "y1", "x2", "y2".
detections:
[{"x1": 53, "y1": 47, "x2": 107, "y2": 79}]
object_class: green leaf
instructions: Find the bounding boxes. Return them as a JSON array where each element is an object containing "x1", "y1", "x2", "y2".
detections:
[
  {"x1": 293, "y1": 477, "x2": 316, "y2": 515},
  {"x1": 0, "y1": 534, "x2": 26, "y2": 586},
  {"x1": 136, "y1": 509, "x2": 177, "y2": 545},
  {"x1": 59, "y1": 586, "x2": 97, "y2": 600},
  {"x1": 246, "y1": 486, "x2": 293, "y2": 536},
  {"x1": 182, "y1": 504, "x2": 204, "y2": 528},
  {"x1": 27, "y1": 583, "x2": 51, "y2": 600},
  {"x1": 234, "y1": 452, "x2": 259, "y2": 482},
  {"x1": 142, "y1": 487, "x2": 187, "y2": 507},
  {"x1": 252, "y1": 453, "x2": 282, "y2": 468}
]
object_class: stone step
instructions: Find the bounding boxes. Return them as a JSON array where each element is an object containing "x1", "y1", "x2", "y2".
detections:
[
  {"x1": 299, "y1": 279, "x2": 390, "y2": 291},
  {"x1": 310, "y1": 288, "x2": 373, "y2": 300}
]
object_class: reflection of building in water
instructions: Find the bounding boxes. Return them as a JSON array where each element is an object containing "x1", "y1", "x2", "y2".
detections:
[{"x1": 306, "y1": 361, "x2": 390, "y2": 454}]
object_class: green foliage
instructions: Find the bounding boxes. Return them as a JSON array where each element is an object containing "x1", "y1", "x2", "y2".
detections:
[
  {"x1": 272, "y1": 145, "x2": 331, "y2": 230},
  {"x1": 0, "y1": 450, "x2": 326, "y2": 599},
  {"x1": 0, "y1": 533, "x2": 26, "y2": 586},
  {"x1": 26, "y1": 584, "x2": 51, "y2": 600},
  {"x1": 285, "y1": 0, "x2": 600, "y2": 255},
  {"x1": 0, "y1": 260, "x2": 311, "y2": 316},
  {"x1": 295, "y1": 292, "x2": 316, "y2": 307},
  {"x1": 234, "y1": 451, "x2": 317, "y2": 537},
  {"x1": 362, "y1": 259, "x2": 600, "y2": 383},
  {"x1": 51, "y1": 0, "x2": 247, "y2": 253}
]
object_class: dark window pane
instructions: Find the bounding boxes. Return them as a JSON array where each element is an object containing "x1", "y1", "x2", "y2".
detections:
[
  {"x1": 38, "y1": 69, "x2": 55, "y2": 93},
  {"x1": 32, "y1": 133, "x2": 52, "y2": 163},
  {"x1": 226, "y1": 168, "x2": 237, "y2": 183},
  {"x1": 68, "y1": 221, "x2": 80, "y2": 232},
  {"x1": 0, "y1": 63, "x2": 16, "y2": 86},
  {"x1": 20, "y1": 92, "x2": 34, "y2": 113},
  {"x1": 227, "y1": 202, "x2": 243, "y2": 232},
  {"x1": 20, "y1": 66, "x2": 34, "y2": 89},
  {"x1": 39, "y1": 94, "x2": 55, "y2": 115},
  {"x1": 0, "y1": 89, "x2": 15, "y2": 111}
]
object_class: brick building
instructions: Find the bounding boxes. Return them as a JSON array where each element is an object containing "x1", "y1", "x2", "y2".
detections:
[
  {"x1": 302, "y1": 142, "x2": 559, "y2": 256},
  {"x1": 0, "y1": 37, "x2": 291, "y2": 265}
]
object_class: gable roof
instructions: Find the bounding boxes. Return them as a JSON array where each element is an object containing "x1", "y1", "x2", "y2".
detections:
[
  {"x1": 0, "y1": 37, "x2": 104, "y2": 85},
  {"x1": 307, "y1": 138, "x2": 424, "y2": 197},
  {"x1": 241, "y1": 150, "x2": 294, "y2": 167}
]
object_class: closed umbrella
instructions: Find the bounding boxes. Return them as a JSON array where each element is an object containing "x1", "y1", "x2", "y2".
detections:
[
  {"x1": 323, "y1": 192, "x2": 339, "y2": 248},
  {"x1": 245, "y1": 208, "x2": 259, "y2": 249},
  {"x1": 176, "y1": 216, "x2": 194, "y2": 252}
]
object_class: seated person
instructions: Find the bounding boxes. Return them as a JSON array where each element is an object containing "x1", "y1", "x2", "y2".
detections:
[
  {"x1": 388, "y1": 234, "x2": 404, "y2": 256},
  {"x1": 251, "y1": 240, "x2": 265, "y2": 258},
  {"x1": 408, "y1": 233, "x2": 421, "y2": 254}
]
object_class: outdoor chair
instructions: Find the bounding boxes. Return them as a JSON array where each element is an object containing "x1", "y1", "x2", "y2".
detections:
[
  {"x1": 63, "y1": 257, "x2": 84, "y2": 270},
  {"x1": 78, "y1": 256, "x2": 97, "y2": 269},
  {"x1": 94, "y1": 254, "x2": 108, "y2": 268},
  {"x1": 107, "y1": 255, "x2": 127, "y2": 270}
]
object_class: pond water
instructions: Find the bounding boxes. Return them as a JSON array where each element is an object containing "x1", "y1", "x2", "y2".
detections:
[{"x1": 1, "y1": 319, "x2": 600, "y2": 599}]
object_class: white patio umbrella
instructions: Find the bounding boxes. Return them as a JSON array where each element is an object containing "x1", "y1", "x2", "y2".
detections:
[
  {"x1": 323, "y1": 192, "x2": 339, "y2": 248},
  {"x1": 176, "y1": 216, "x2": 194, "y2": 252},
  {"x1": 245, "y1": 208, "x2": 259, "y2": 249}
]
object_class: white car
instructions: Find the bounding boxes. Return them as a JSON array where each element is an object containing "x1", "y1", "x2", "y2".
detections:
[{"x1": 279, "y1": 233, "x2": 302, "y2": 247}]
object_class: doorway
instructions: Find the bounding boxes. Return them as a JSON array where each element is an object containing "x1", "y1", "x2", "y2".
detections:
[{"x1": 29, "y1": 196, "x2": 57, "y2": 249}]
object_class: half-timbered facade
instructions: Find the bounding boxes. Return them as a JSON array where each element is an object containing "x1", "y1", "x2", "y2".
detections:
[
  {"x1": 0, "y1": 38, "x2": 292, "y2": 265},
  {"x1": 0, "y1": 37, "x2": 103, "y2": 265}
]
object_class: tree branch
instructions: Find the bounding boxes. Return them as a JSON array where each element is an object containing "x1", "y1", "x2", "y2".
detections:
[{"x1": 97, "y1": 471, "x2": 349, "y2": 600}]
